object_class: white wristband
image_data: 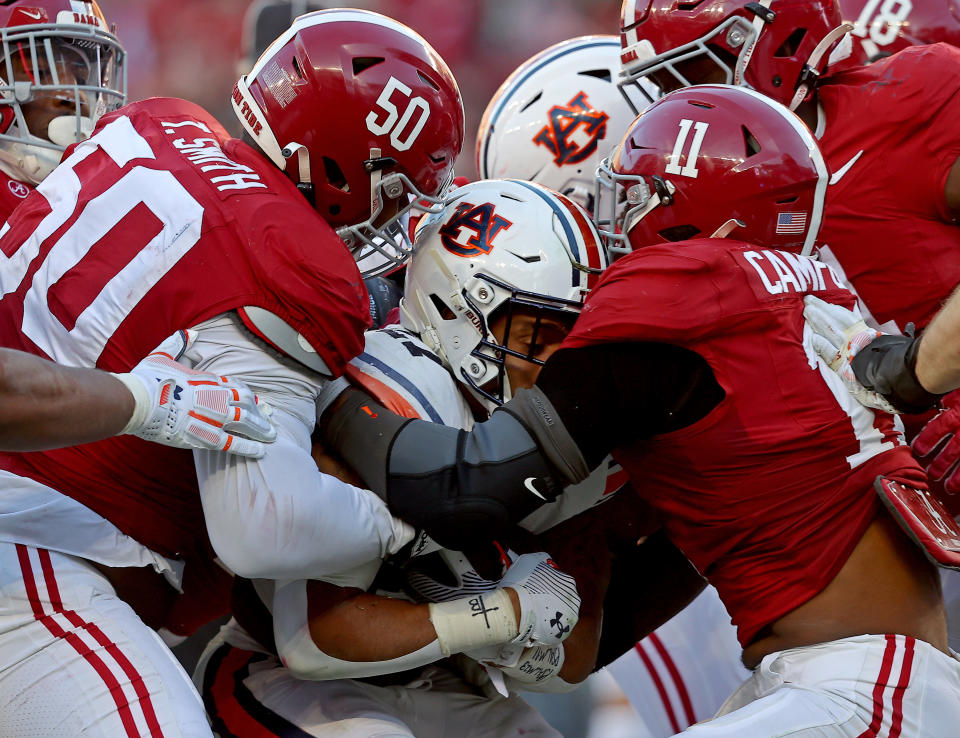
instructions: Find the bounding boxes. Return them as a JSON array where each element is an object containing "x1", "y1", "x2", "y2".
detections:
[
  {"x1": 111, "y1": 372, "x2": 151, "y2": 434},
  {"x1": 428, "y1": 589, "x2": 518, "y2": 657}
]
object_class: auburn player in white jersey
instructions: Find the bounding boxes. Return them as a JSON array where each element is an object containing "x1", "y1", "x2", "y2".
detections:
[
  {"x1": 0, "y1": 10, "x2": 464, "y2": 737},
  {"x1": 193, "y1": 180, "x2": 703, "y2": 737}
]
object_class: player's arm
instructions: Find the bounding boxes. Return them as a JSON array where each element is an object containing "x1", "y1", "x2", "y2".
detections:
[
  {"x1": 0, "y1": 333, "x2": 275, "y2": 455},
  {"x1": 270, "y1": 552, "x2": 580, "y2": 681},
  {"x1": 188, "y1": 314, "x2": 417, "y2": 581},
  {"x1": 320, "y1": 341, "x2": 723, "y2": 548}
]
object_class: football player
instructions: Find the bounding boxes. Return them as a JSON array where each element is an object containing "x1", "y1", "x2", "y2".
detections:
[
  {"x1": 842, "y1": 0, "x2": 960, "y2": 60},
  {"x1": 193, "y1": 180, "x2": 702, "y2": 736},
  {"x1": 320, "y1": 85, "x2": 960, "y2": 734},
  {"x1": 0, "y1": 1, "x2": 125, "y2": 220},
  {"x1": 476, "y1": 35, "x2": 651, "y2": 211},
  {"x1": 0, "y1": 9, "x2": 462, "y2": 736},
  {"x1": 475, "y1": 34, "x2": 749, "y2": 733}
]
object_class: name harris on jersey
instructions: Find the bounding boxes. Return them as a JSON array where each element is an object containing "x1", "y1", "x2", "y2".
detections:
[{"x1": 161, "y1": 120, "x2": 268, "y2": 193}]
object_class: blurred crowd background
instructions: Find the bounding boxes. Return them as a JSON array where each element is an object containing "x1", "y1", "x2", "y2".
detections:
[
  {"x1": 95, "y1": 0, "x2": 620, "y2": 179},
  {"x1": 91, "y1": 1, "x2": 648, "y2": 735}
]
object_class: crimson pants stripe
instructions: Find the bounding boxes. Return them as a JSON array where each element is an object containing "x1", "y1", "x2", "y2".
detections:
[
  {"x1": 635, "y1": 639, "x2": 682, "y2": 734},
  {"x1": 857, "y1": 634, "x2": 898, "y2": 738},
  {"x1": 15, "y1": 544, "x2": 157, "y2": 738},
  {"x1": 648, "y1": 632, "x2": 697, "y2": 727},
  {"x1": 887, "y1": 637, "x2": 915, "y2": 738}
]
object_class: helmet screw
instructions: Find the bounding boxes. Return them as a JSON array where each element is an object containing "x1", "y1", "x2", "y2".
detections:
[
  {"x1": 477, "y1": 287, "x2": 490, "y2": 300},
  {"x1": 469, "y1": 361, "x2": 483, "y2": 377},
  {"x1": 726, "y1": 27, "x2": 747, "y2": 48},
  {"x1": 772, "y1": 75, "x2": 782, "y2": 88}
]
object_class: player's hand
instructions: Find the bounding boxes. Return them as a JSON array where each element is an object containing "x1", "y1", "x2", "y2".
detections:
[
  {"x1": 501, "y1": 552, "x2": 579, "y2": 648},
  {"x1": 913, "y1": 390, "x2": 960, "y2": 495},
  {"x1": 802, "y1": 296, "x2": 898, "y2": 413},
  {"x1": 117, "y1": 330, "x2": 277, "y2": 458}
]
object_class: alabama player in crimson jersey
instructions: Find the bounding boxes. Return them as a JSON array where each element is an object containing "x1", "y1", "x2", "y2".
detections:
[
  {"x1": 319, "y1": 86, "x2": 960, "y2": 735},
  {"x1": 0, "y1": 1, "x2": 126, "y2": 221},
  {"x1": 0, "y1": 9, "x2": 463, "y2": 737}
]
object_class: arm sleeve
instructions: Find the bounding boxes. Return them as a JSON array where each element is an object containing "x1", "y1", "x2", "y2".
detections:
[
  {"x1": 322, "y1": 340, "x2": 722, "y2": 549},
  {"x1": 271, "y1": 578, "x2": 446, "y2": 681},
  {"x1": 188, "y1": 313, "x2": 414, "y2": 580}
]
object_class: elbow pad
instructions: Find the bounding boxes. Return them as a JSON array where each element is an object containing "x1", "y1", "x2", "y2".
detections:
[
  {"x1": 323, "y1": 386, "x2": 589, "y2": 550},
  {"x1": 388, "y1": 406, "x2": 567, "y2": 550}
]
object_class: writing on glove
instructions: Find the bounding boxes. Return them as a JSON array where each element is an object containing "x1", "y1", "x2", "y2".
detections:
[{"x1": 114, "y1": 330, "x2": 277, "y2": 458}]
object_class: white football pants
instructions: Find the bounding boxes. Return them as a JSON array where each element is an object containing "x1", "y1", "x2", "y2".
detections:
[
  {"x1": 679, "y1": 633, "x2": 960, "y2": 736},
  {"x1": 0, "y1": 542, "x2": 212, "y2": 737}
]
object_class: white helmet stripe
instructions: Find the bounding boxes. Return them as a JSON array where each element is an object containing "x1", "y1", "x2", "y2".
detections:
[{"x1": 248, "y1": 9, "x2": 433, "y2": 80}]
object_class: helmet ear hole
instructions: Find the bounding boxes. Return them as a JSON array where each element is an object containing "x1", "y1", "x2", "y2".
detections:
[
  {"x1": 429, "y1": 293, "x2": 457, "y2": 321},
  {"x1": 659, "y1": 225, "x2": 700, "y2": 242},
  {"x1": 322, "y1": 156, "x2": 350, "y2": 192},
  {"x1": 742, "y1": 126, "x2": 762, "y2": 157},
  {"x1": 774, "y1": 28, "x2": 808, "y2": 57},
  {"x1": 352, "y1": 56, "x2": 384, "y2": 75}
]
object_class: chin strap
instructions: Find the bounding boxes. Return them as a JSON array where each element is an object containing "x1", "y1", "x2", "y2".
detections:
[
  {"x1": 790, "y1": 23, "x2": 854, "y2": 111},
  {"x1": 281, "y1": 142, "x2": 314, "y2": 205},
  {"x1": 710, "y1": 218, "x2": 745, "y2": 239}
]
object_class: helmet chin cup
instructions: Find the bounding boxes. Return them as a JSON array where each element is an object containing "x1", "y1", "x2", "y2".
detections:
[
  {"x1": 47, "y1": 114, "x2": 94, "y2": 146},
  {"x1": 0, "y1": 137, "x2": 62, "y2": 184}
]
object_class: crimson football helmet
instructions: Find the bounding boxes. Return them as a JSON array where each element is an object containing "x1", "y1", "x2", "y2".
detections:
[
  {"x1": 232, "y1": 8, "x2": 464, "y2": 277},
  {"x1": 843, "y1": 0, "x2": 960, "y2": 60},
  {"x1": 619, "y1": 0, "x2": 851, "y2": 111},
  {"x1": 0, "y1": 0, "x2": 125, "y2": 184},
  {"x1": 596, "y1": 85, "x2": 827, "y2": 258}
]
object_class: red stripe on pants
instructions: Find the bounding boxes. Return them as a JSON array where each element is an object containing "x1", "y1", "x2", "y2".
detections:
[
  {"x1": 649, "y1": 632, "x2": 697, "y2": 727},
  {"x1": 16, "y1": 544, "x2": 147, "y2": 738},
  {"x1": 635, "y1": 639, "x2": 682, "y2": 734},
  {"x1": 888, "y1": 636, "x2": 915, "y2": 738},
  {"x1": 38, "y1": 548, "x2": 165, "y2": 738},
  {"x1": 857, "y1": 633, "x2": 898, "y2": 738}
]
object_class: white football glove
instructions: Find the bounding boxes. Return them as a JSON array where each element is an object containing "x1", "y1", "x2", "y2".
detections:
[
  {"x1": 802, "y1": 296, "x2": 899, "y2": 414},
  {"x1": 114, "y1": 330, "x2": 277, "y2": 458},
  {"x1": 500, "y1": 552, "x2": 580, "y2": 648}
]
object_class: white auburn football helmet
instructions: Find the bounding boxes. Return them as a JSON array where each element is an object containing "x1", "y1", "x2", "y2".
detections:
[
  {"x1": 477, "y1": 36, "x2": 656, "y2": 212},
  {"x1": 0, "y1": 1, "x2": 125, "y2": 185},
  {"x1": 401, "y1": 179, "x2": 606, "y2": 412}
]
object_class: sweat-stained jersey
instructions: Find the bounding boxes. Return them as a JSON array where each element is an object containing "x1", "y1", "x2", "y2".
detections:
[
  {"x1": 562, "y1": 239, "x2": 925, "y2": 646},
  {"x1": 0, "y1": 97, "x2": 370, "y2": 566},
  {"x1": 816, "y1": 43, "x2": 960, "y2": 332}
]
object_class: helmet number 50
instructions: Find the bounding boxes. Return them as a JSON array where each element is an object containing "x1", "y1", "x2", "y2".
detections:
[
  {"x1": 365, "y1": 76, "x2": 431, "y2": 152},
  {"x1": 665, "y1": 119, "x2": 709, "y2": 179}
]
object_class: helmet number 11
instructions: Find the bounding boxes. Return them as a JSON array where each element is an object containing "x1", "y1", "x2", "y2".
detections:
[
  {"x1": 365, "y1": 76, "x2": 431, "y2": 152},
  {"x1": 665, "y1": 119, "x2": 709, "y2": 179}
]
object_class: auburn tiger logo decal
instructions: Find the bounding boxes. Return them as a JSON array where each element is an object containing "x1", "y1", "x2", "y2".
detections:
[
  {"x1": 439, "y1": 201, "x2": 513, "y2": 257},
  {"x1": 533, "y1": 91, "x2": 610, "y2": 167}
]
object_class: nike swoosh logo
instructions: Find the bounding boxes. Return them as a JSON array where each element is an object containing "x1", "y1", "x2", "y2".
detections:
[
  {"x1": 524, "y1": 477, "x2": 547, "y2": 501},
  {"x1": 21, "y1": 10, "x2": 42, "y2": 19},
  {"x1": 829, "y1": 150, "x2": 864, "y2": 185}
]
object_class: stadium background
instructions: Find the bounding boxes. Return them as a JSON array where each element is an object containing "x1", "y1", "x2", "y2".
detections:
[{"x1": 91, "y1": 0, "x2": 647, "y2": 735}]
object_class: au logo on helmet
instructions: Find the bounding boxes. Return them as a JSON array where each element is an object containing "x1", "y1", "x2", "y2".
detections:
[
  {"x1": 439, "y1": 201, "x2": 513, "y2": 258},
  {"x1": 533, "y1": 91, "x2": 610, "y2": 166}
]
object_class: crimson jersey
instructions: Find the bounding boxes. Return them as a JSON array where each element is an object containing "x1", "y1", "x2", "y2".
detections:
[
  {"x1": 0, "y1": 98, "x2": 369, "y2": 565},
  {"x1": 0, "y1": 170, "x2": 32, "y2": 223},
  {"x1": 562, "y1": 240, "x2": 925, "y2": 645},
  {"x1": 816, "y1": 43, "x2": 960, "y2": 331}
]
